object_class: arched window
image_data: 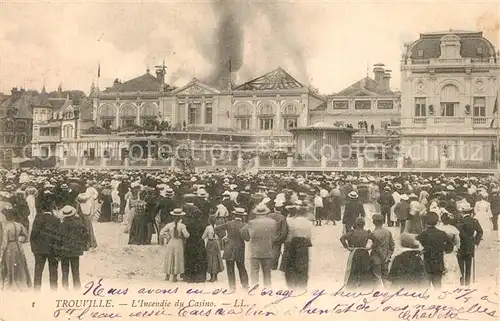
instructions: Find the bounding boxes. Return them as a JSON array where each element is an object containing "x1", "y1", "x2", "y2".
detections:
[
  {"x1": 282, "y1": 103, "x2": 299, "y2": 130},
  {"x1": 237, "y1": 104, "x2": 252, "y2": 116},
  {"x1": 100, "y1": 104, "x2": 116, "y2": 117},
  {"x1": 440, "y1": 84, "x2": 459, "y2": 117},
  {"x1": 235, "y1": 104, "x2": 252, "y2": 130},
  {"x1": 120, "y1": 104, "x2": 137, "y2": 128},
  {"x1": 100, "y1": 104, "x2": 116, "y2": 128},
  {"x1": 259, "y1": 103, "x2": 275, "y2": 115},
  {"x1": 258, "y1": 103, "x2": 275, "y2": 130},
  {"x1": 282, "y1": 103, "x2": 298, "y2": 115},
  {"x1": 62, "y1": 124, "x2": 74, "y2": 138},
  {"x1": 141, "y1": 103, "x2": 157, "y2": 126}
]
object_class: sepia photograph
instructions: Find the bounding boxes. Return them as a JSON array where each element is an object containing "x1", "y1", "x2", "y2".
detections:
[{"x1": 0, "y1": 0, "x2": 499, "y2": 320}]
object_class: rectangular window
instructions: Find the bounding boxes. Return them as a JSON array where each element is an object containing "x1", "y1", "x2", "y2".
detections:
[
  {"x1": 188, "y1": 103, "x2": 201, "y2": 125},
  {"x1": 377, "y1": 100, "x2": 394, "y2": 109},
  {"x1": 415, "y1": 98, "x2": 426, "y2": 117},
  {"x1": 89, "y1": 148, "x2": 96, "y2": 160},
  {"x1": 259, "y1": 118, "x2": 274, "y2": 130},
  {"x1": 238, "y1": 118, "x2": 250, "y2": 130},
  {"x1": 123, "y1": 119, "x2": 135, "y2": 127},
  {"x1": 332, "y1": 100, "x2": 349, "y2": 109},
  {"x1": 473, "y1": 97, "x2": 486, "y2": 117},
  {"x1": 102, "y1": 119, "x2": 113, "y2": 129},
  {"x1": 477, "y1": 47, "x2": 483, "y2": 56},
  {"x1": 440, "y1": 103, "x2": 455, "y2": 116},
  {"x1": 285, "y1": 118, "x2": 298, "y2": 129},
  {"x1": 40, "y1": 128, "x2": 50, "y2": 136},
  {"x1": 205, "y1": 103, "x2": 213, "y2": 124},
  {"x1": 355, "y1": 100, "x2": 371, "y2": 110},
  {"x1": 418, "y1": 49, "x2": 424, "y2": 58}
]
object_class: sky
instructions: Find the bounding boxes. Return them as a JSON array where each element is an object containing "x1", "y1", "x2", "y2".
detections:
[{"x1": 0, "y1": 0, "x2": 499, "y2": 96}]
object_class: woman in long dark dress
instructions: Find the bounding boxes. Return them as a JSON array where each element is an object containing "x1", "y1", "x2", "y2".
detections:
[
  {"x1": 183, "y1": 196, "x2": 208, "y2": 283},
  {"x1": 128, "y1": 198, "x2": 150, "y2": 245},
  {"x1": 283, "y1": 205, "x2": 313, "y2": 290},
  {"x1": 98, "y1": 187, "x2": 112, "y2": 223},
  {"x1": 340, "y1": 217, "x2": 377, "y2": 289}
]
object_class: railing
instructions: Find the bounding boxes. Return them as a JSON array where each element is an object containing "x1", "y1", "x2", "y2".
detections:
[
  {"x1": 432, "y1": 117, "x2": 465, "y2": 124},
  {"x1": 411, "y1": 116, "x2": 497, "y2": 128},
  {"x1": 37, "y1": 136, "x2": 61, "y2": 143}
]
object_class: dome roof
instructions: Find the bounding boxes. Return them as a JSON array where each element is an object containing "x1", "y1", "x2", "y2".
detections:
[{"x1": 405, "y1": 30, "x2": 496, "y2": 62}]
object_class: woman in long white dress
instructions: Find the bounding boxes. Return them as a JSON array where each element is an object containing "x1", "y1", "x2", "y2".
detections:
[
  {"x1": 437, "y1": 213, "x2": 461, "y2": 288},
  {"x1": 474, "y1": 194, "x2": 492, "y2": 232},
  {"x1": 160, "y1": 209, "x2": 189, "y2": 282}
]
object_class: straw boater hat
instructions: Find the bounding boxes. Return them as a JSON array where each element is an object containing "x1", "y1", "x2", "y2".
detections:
[
  {"x1": 348, "y1": 191, "x2": 358, "y2": 199},
  {"x1": 459, "y1": 203, "x2": 474, "y2": 214},
  {"x1": 197, "y1": 189, "x2": 208, "y2": 198},
  {"x1": 400, "y1": 194, "x2": 409, "y2": 201},
  {"x1": 233, "y1": 207, "x2": 247, "y2": 216},
  {"x1": 165, "y1": 187, "x2": 175, "y2": 196},
  {"x1": 170, "y1": 208, "x2": 186, "y2": 216},
  {"x1": 253, "y1": 204, "x2": 270, "y2": 215},
  {"x1": 61, "y1": 205, "x2": 77, "y2": 217}
]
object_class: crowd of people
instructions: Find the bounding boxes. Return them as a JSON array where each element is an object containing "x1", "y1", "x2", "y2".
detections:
[{"x1": 0, "y1": 167, "x2": 496, "y2": 292}]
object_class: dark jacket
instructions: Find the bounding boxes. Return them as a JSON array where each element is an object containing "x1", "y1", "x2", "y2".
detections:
[
  {"x1": 342, "y1": 200, "x2": 366, "y2": 227},
  {"x1": 378, "y1": 192, "x2": 395, "y2": 208},
  {"x1": 30, "y1": 212, "x2": 62, "y2": 256},
  {"x1": 416, "y1": 226, "x2": 454, "y2": 274},
  {"x1": 457, "y1": 215, "x2": 483, "y2": 256},
  {"x1": 59, "y1": 215, "x2": 89, "y2": 257},
  {"x1": 267, "y1": 211, "x2": 288, "y2": 244},
  {"x1": 216, "y1": 219, "x2": 246, "y2": 262},
  {"x1": 394, "y1": 200, "x2": 411, "y2": 221},
  {"x1": 489, "y1": 193, "x2": 500, "y2": 215}
]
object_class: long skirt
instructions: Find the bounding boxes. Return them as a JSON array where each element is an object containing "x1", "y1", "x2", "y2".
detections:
[
  {"x1": 1, "y1": 241, "x2": 31, "y2": 291},
  {"x1": 442, "y1": 251, "x2": 460, "y2": 288},
  {"x1": 405, "y1": 215, "x2": 423, "y2": 235},
  {"x1": 128, "y1": 215, "x2": 150, "y2": 245},
  {"x1": 283, "y1": 237, "x2": 310, "y2": 290},
  {"x1": 184, "y1": 239, "x2": 208, "y2": 283},
  {"x1": 206, "y1": 239, "x2": 224, "y2": 274},
  {"x1": 344, "y1": 249, "x2": 374, "y2": 289},
  {"x1": 82, "y1": 215, "x2": 97, "y2": 249},
  {"x1": 164, "y1": 238, "x2": 185, "y2": 275}
]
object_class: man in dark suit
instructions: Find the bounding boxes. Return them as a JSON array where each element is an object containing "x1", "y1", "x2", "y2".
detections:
[
  {"x1": 267, "y1": 204, "x2": 288, "y2": 270},
  {"x1": 30, "y1": 210, "x2": 62, "y2": 291},
  {"x1": 216, "y1": 208, "x2": 249, "y2": 291},
  {"x1": 457, "y1": 206, "x2": 483, "y2": 286},
  {"x1": 416, "y1": 211, "x2": 454, "y2": 290}
]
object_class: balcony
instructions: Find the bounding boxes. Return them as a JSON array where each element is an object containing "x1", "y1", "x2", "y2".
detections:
[
  {"x1": 36, "y1": 135, "x2": 61, "y2": 143},
  {"x1": 411, "y1": 116, "x2": 497, "y2": 128}
]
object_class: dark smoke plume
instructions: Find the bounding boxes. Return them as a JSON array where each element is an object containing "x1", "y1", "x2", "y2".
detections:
[{"x1": 207, "y1": 1, "x2": 249, "y2": 88}]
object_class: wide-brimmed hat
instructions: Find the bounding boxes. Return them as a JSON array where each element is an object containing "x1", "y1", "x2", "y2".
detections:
[
  {"x1": 400, "y1": 233, "x2": 420, "y2": 249},
  {"x1": 165, "y1": 187, "x2": 175, "y2": 196},
  {"x1": 61, "y1": 205, "x2": 77, "y2": 217},
  {"x1": 459, "y1": 204, "x2": 474, "y2": 213},
  {"x1": 400, "y1": 194, "x2": 409, "y2": 201},
  {"x1": 253, "y1": 204, "x2": 270, "y2": 215},
  {"x1": 170, "y1": 208, "x2": 186, "y2": 216},
  {"x1": 197, "y1": 189, "x2": 208, "y2": 197},
  {"x1": 348, "y1": 191, "x2": 358, "y2": 199},
  {"x1": 233, "y1": 207, "x2": 247, "y2": 216}
]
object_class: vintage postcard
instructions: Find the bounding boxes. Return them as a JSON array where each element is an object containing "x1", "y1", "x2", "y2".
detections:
[{"x1": 0, "y1": 0, "x2": 499, "y2": 320}]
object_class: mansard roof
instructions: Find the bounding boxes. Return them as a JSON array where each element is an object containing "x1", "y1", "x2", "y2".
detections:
[
  {"x1": 234, "y1": 67, "x2": 305, "y2": 91},
  {"x1": 405, "y1": 29, "x2": 497, "y2": 62}
]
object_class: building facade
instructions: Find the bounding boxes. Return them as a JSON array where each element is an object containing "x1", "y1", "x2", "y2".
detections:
[
  {"x1": 399, "y1": 30, "x2": 500, "y2": 166},
  {"x1": 0, "y1": 88, "x2": 34, "y2": 167},
  {"x1": 33, "y1": 66, "x2": 325, "y2": 166}
]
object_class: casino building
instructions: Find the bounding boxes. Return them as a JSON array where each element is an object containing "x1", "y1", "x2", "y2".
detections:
[
  {"x1": 398, "y1": 30, "x2": 500, "y2": 167},
  {"x1": 32, "y1": 66, "x2": 329, "y2": 167}
]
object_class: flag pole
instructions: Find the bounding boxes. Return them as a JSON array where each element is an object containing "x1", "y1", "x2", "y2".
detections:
[{"x1": 496, "y1": 93, "x2": 500, "y2": 175}]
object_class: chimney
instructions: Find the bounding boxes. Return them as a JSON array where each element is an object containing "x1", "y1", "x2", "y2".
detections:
[
  {"x1": 156, "y1": 68, "x2": 165, "y2": 84},
  {"x1": 382, "y1": 70, "x2": 392, "y2": 91},
  {"x1": 373, "y1": 63, "x2": 385, "y2": 83}
]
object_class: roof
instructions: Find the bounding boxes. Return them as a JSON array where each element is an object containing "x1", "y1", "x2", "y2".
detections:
[
  {"x1": 0, "y1": 90, "x2": 37, "y2": 119},
  {"x1": 103, "y1": 72, "x2": 164, "y2": 93},
  {"x1": 48, "y1": 98, "x2": 71, "y2": 111},
  {"x1": 313, "y1": 101, "x2": 327, "y2": 111},
  {"x1": 77, "y1": 98, "x2": 94, "y2": 121},
  {"x1": 234, "y1": 67, "x2": 305, "y2": 91},
  {"x1": 334, "y1": 77, "x2": 395, "y2": 96},
  {"x1": 405, "y1": 30, "x2": 496, "y2": 62}
]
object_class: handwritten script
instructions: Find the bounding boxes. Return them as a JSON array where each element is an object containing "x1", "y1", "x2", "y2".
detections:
[{"x1": 46, "y1": 279, "x2": 499, "y2": 319}]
